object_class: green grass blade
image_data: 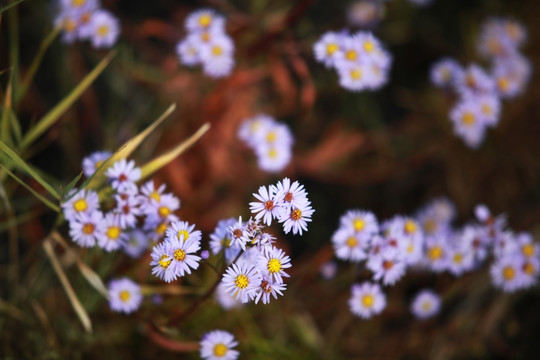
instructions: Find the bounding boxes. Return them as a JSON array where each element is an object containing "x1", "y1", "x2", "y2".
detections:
[
  {"x1": 16, "y1": 26, "x2": 60, "y2": 104},
  {"x1": 0, "y1": 0, "x2": 23, "y2": 14},
  {"x1": 0, "y1": 164, "x2": 60, "y2": 212},
  {"x1": 61, "y1": 171, "x2": 83, "y2": 198},
  {"x1": 20, "y1": 51, "x2": 116, "y2": 150},
  {"x1": 140, "y1": 122, "x2": 210, "y2": 180},
  {"x1": 9, "y1": 111, "x2": 22, "y2": 144},
  {"x1": 0, "y1": 140, "x2": 60, "y2": 199},
  {"x1": 1, "y1": 72, "x2": 13, "y2": 144}
]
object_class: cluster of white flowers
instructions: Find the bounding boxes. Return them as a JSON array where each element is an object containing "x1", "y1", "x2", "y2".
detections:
[
  {"x1": 238, "y1": 114, "x2": 294, "y2": 173},
  {"x1": 431, "y1": 18, "x2": 531, "y2": 148},
  {"x1": 176, "y1": 9, "x2": 235, "y2": 78},
  {"x1": 210, "y1": 178, "x2": 313, "y2": 307},
  {"x1": 63, "y1": 151, "x2": 189, "y2": 312},
  {"x1": 54, "y1": 0, "x2": 119, "y2": 48},
  {"x1": 332, "y1": 198, "x2": 539, "y2": 319},
  {"x1": 313, "y1": 30, "x2": 392, "y2": 92}
]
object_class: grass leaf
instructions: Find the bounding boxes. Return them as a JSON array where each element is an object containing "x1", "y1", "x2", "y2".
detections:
[
  {"x1": 0, "y1": 140, "x2": 61, "y2": 199},
  {"x1": 43, "y1": 238, "x2": 92, "y2": 333},
  {"x1": 1, "y1": 72, "x2": 13, "y2": 144},
  {"x1": 0, "y1": 0, "x2": 23, "y2": 14},
  {"x1": 0, "y1": 164, "x2": 60, "y2": 212},
  {"x1": 62, "y1": 171, "x2": 83, "y2": 198},
  {"x1": 20, "y1": 51, "x2": 116, "y2": 150},
  {"x1": 140, "y1": 122, "x2": 210, "y2": 180}
]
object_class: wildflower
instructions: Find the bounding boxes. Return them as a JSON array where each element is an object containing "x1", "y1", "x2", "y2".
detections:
[
  {"x1": 460, "y1": 224, "x2": 489, "y2": 263},
  {"x1": 255, "y1": 143, "x2": 292, "y2": 173},
  {"x1": 69, "y1": 210, "x2": 105, "y2": 247},
  {"x1": 446, "y1": 243, "x2": 475, "y2": 276},
  {"x1": 411, "y1": 290, "x2": 441, "y2": 319},
  {"x1": 113, "y1": 193, "x2": 142, "y2": 229},
  {"x1": 313, "y1": 31, "x2": 344, "y2": 68},
  {"x1": 108, "y1": 278, "x2": 142, "y2": 314},
  {"x1": 210, "y1": 218, "x2": 241, "y2": 262},
  {"x1": 249, "y1": 185, "x2": 282, "y2": 226},
  {"x1": 238, "y1": 114, "x2": 276, "y2": 148},
  {"x1": 176, "y1": 36, "x2": 201, "y2": 66},
  {"x1": 274, "y1": 178, "x2": 308, "y2": 210},
  {"x1": 222, "y1": 262, "x2": 261, "y2": 303},
  {"x1": 490, "y1": 254, "x2": 524, "y2": 292},
  {"x1": 253, "y1": 276, "x2": 287, "y2": 305},
  {"x1": 430, "y1": 58, "x2": 463, "y2": 88},
  {"x1": 55, "y1": 10, "x2": 81, "y2": 44},
  {"x1": 348, "y1": 282, "x2": 386, "y2": 319},
  {"x1": 280, "y1": 201, "x2": 314, "y2": 235},
  {"x1": 123, "y1": 230, "x2": 149, "y2": 258},
  {"x1": 89, "y1": 10, "x2": 119, "y2": 48},
  {"x1": 424, "y1": 235, "x2": 449, "y2": 272},
  {"x1": 347, "y1": 1, "x2": 382, "y2": 28},
  {"x1": 492, "y1": 55, "x2": 532, "y2": 99},
  {"x1": 367, "y1": 249, "x2": 406, "y2": 286},
  {"x1": 200, "y1": 330, "x2": 239, "y2": 360},
  {"x1": 150, "y1": 242, "x2": 172, "y2": 281},
  {"x1": 164, "y1": 220, "x2": 201, "y2": 244},
  {"x1": 82, "y1": 150, "x2": 111, "y2": 177},
  {"x1": 227, "y1": 217, "x2": 250, "y2": 251},
  {"x1": 319, "y1": 261, "x2": 338, "y2": 280},
  {"x1": 185, "y1": 9, "x2": 225, "y2": 33},
  {"x1": 332, "y1": 227, "x2": 368, "y2": 262},
  {"x1": 62, "y1": 188, "x2": 100, "y2": 222},
  {"x1": 449, "y1": 99, "x2": 486, "y2": 149},
  {"x1": 139, "y1": 181, "x2": 167, "y2": 204},
  {"x1": 163, "y1": 236, "x2": 201, "y2": 282},
  {"x1": 199, "y1": 34, "x2": 235, "y2": 78},
  {"x1": 105, "y1": 159, "x2": 141, "y2": 190},
  {"x1": 257, "y1": 246, "x2": 291, "y2": 284},
  {"x1": 97, "y1": 213, "x2": 127, "y2": 251},
  {"x1": 455, "y1": 64, "x2": 495, "y2": 96},
  {"x1": 337, "y1": 62, "x2": 370, "y2": 92}
]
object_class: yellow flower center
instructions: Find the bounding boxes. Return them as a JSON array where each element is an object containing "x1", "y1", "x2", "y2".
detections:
[
  {"x1": 362, "y1": 294, "x2": 374, "y2": 308},
  {"x1": 174, "y1": 249, "x2": 186, "y2": 261},
  {"x1": 268, "y1": 148, "x2": 277, "y2": 158},
  {"x1": 427, "y1": 246, "x2": 443, "y2": 261},
  {"x1": 423, "y1": 219, "x2": 436, "y2": 234},
  {"x1": 407, "y1": 243, "x2": 414, "y2": 253},
  {"x1": 290, "y1": 209, "x2": 302, "y2": 221},
  {"x1": 201, "y1": 32, "x2": 210, "y2": 42},
  {"x1": 213, "y1": 343, "x2": 227, "y2": 357},
  {"x1": 266, "y1": 131, "x2": 277, "y2": 142},
  {"x1": 462, "y1": 112, "x2": 475, "y2": 125},
  {"x1": 404, "y1": 220, "x2": 417, "y2": 234},
  {"x1": 345, "y1": 50, "x2": 357, "y2": 61},
  {"x1": 119, "y1": 290, "x2": 131, "y2": 302},
  {"x1": 212, "y1": 46, "x2": 223, "y2": 56},
  {"x1": 235, "y1": 274, "x2": 249, "y2": 289},
  {"x1": 149, "y1": 191, "x2": 161, "y2": 202},
  {"x1": 64, "y1": 19, "x2": 77, "y2": 33},
  {"x1": 522, "y1": 244, "x2": 534, "y2": 257},
  {"x1": 350, "y1": 68, "x2": 362, "y2": 80},
  {"x1": 353, "y1": 218, "x2": 365, "y2": 231},
  {"x1": 421, "y1": 301, "x2": 432, "y2": 312},
  {"x1": 73, "y1": 199, "x2": 88, "y2": 212},
  {"x1": 363, "y1": 41, "x2": 374, "y2": 53},
  {"x1": 523, "y1": 262, "x2": 535, "y2": 275},
  {"x1": 199, "y1": 14, "x2": 212, "y2": 27},
  {"x1": 497, "y1": 77, "x2": 509, "y2": 92},
  {"x1": 106, "y1": 226, "x2": 121, "y2": 240},
  {"x1": 482, "y1": 104, "x2": 492, "y2": 116},
  {"x1": 440, "y1": 68, "x2": 451, "y2": 81},
  {"x1": 155, "y1": 223, "x2": 167, "y2": 235},
  {"x1": 72, "y1": 0, "x2": 86, "y2": 7},
  {"x1": 326, "y1": 43, "x2": 339, "y2": 55},
  {"x1": 502, "y1": 266, "x2": 515, "y2": 280},
  {"x1": 346, "y1": 236, "x2": 358, "y2": 248},
  {"x1": 177, "y1": 230, "x2": 189, "y2": 240},
  {"x1": 267, "y1": 259, "x2": 282, "y2": 273},
  {"x1": 453, "y1": 253, "x2": 463, "y2": 264},
  {"x1": 82, "y1": 223, "x2": 95, "y2": 235},
  {"x1": 159, "y1": 255, "x2": 171, "y2": 269},
  {"x1": 158, "y1": 206, "x2": 170, "y2": 218},
  {"x1": 97, "y1": 25, "x2": 109, "y2": 37}
]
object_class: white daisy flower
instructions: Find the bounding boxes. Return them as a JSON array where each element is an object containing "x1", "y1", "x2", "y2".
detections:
[
  {"x1": 108, "y1": 277, "x2": 142, "y2": 314},
  {"x1": 185, "y1": 9, "x2": 225, "y2": 33},
  {"x1": 200, "y1": 329, "x2": 239, "y2": 360},
  {"x1": 97, "y1": 213, "x2": 128, "y2": 252},
  {"x1": 176, "y1": 37, "x2": 201, "y2": 66},
  {"x1": 274, "y1": 178, "x2": 308, "y2": 210},
  {"x1": 424, "y1": 235, "x2": 449, "y2": 272},
  {"x1": 313, "y1": 31, "x2": 344, "y2": 68},
  {"x1": 257, "y1": 245, "x2": 291, "y2": 284},
  {"x1": 332, "y1": 227, "x2": 368, "y2": 262},
  {"x1": 249, "y1": 185, "x2": 282, "y2": 226},
  {"x1": 430, "y1": 58, "x2": 463, "y2": 88},
  {"x1": 367, "y1": 249, "x2": 406, "y2": 286},
  {"x1": 255, "y1": 143, "x2": 292, "y2": 173},
  {"x1": 449, "y1": 99, "x2": 487, "y2": 149},
  {"x1": 253, "y1": 276, "x2": 287, "y2": 305},
  {"x1": 55, "y1": 10, "x2": 81, "y2": 44},
  {"x1": 113, "y1": 193, "x2": 142, "y2": 229},
  {"x1": 279, "y1": 202, "x2": 315, "y2": 235},
  {"x1": 490, "y1": 254, "x2": 524, "y2": 292},
  {"x1": 238, "y1": 114, "x2": 276, "y2": 148},
  {"x1": 348, "y1": 282, "x2": 386, "y2": 319},
  {"x1": 68, "y1": 210, "x2": 106, "y2": 247},
  {"x1": 62, "y1": 188, "x2": 100, "y2": 222},
  {"x1": 105, "y1": 159, "x2": 141, "y2": 190},
  {"x1": 139, "y1": 181, "x2": 167, "y2": 204},
  {"x1": 222, "y1": 262, "x2": 261, "y2": 303},
  {"x1": 150, "y1": 242, "x2": 172, "y2": 281},
  {"x1": 227, "y1": 217, "x2": 250, "y2": 251},
  {"x1": 200, "y1": 34, "x2": 235, "y2": 78},
  {"x1": 82, "y1": 150, "x2": 111, "y2": 177},
  {"x1": 446, "y1": 243, "x2": 475, "y2": 276},
  {"x1": 89, "y1": 10, "x2": 120, "y2": 49},
  {"x1": 164, "y1": 236, "x2": 201, "y2": 282},
  {"x1": 411, "y1": 290, "x2": 441, "y2": 319},
  {"x1": 165, "y1": 220, "x2": 202, "y2": 244},
  {"x1": 339, "y1": 209, "x2": 379, "y2": 240}
]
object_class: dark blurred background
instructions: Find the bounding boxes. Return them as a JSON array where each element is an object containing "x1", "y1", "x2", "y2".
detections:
[{"x1": 1, "y1": 0, "x2": 540, "y2": 358}]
